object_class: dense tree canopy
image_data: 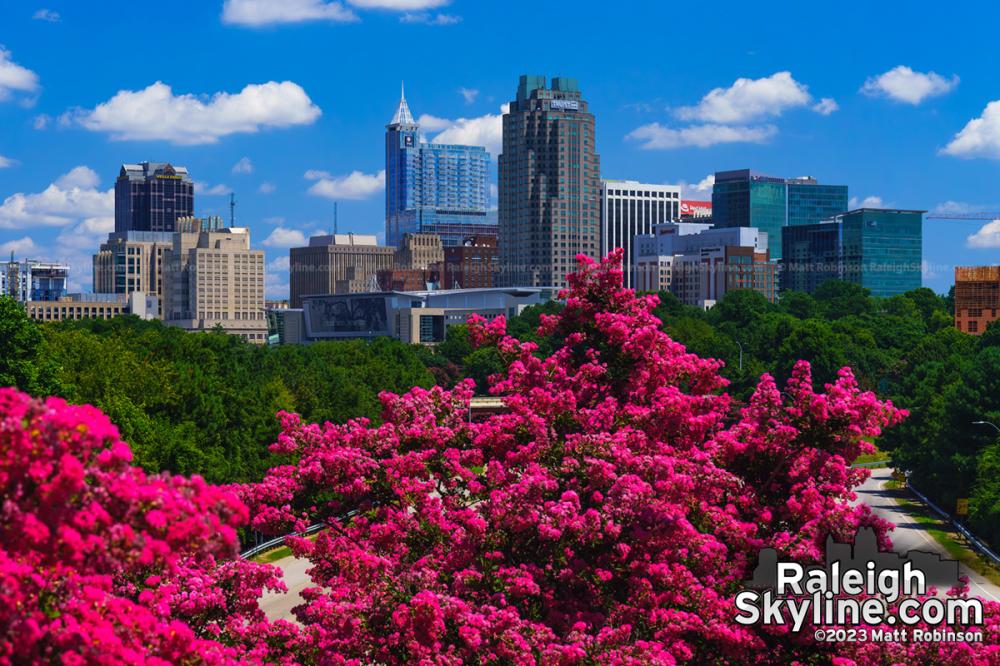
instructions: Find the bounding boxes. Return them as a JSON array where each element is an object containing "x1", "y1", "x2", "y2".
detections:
[
  {"x1": 32, "y1": 316, "x2": 435, "y2": 484},
  {"x1": 2, "y1": 256, "x2": 997, "y2": 663}
]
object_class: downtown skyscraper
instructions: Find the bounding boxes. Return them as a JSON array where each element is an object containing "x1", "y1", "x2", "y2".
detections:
[
  {"x1": 711, "y1": 169, "x2": 848, "y2": 260},
  {"x1": 384, "y1": 85, "x2": 495, "y2": 248},
  {"x1": 114, "y1": 162, "x2": 195, "y2": 233},
  {"x1": 499, "y1": 75, "x2": 601, "y2": 289}
]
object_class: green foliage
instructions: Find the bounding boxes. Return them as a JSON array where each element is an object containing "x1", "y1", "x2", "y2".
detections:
[
  {"x1": 0, "y1": 296, "x2": 58, "y2": 395},
  {"x1": 37, "y1": 317, "x2": 434, "y2": 484}
]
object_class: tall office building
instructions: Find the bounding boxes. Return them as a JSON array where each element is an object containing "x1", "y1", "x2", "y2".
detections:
[
  {"x1": 1, "y1": 259, "x2": 69, "y2": 302},
  {"x1": 712, "y1": 169, "x2": 847, "y2": 260},
  {"x1": 954, "y1": 266, "x2": 1000, "y2": 335},
  {"x1": 289, "y1": 234, "x2": 395, "y2": 307},
  {"x1": 93, "y1": 232, "x2": 171, "y2": 304},
  {"x1": 94, "y1": 217, "x2": 224, "y2": 316},
  {"x1": 781, "y1": 208, "x2": 923, "y2": 297},
  {"x1": 115, "y1": 162, "x2": 195, "y2": 233},
  {"x1": 600, "y1": 180, "x2": 681, "y2": 287},
  {"x1": 385, "y1": 85, "x2": 495, "y2": 248},
  {"x1": 161, "y1": 226, "x2": 266, "y2": 343},
  {"x1": 499, "y1": 75, "x2": 601, "y2": 289}
]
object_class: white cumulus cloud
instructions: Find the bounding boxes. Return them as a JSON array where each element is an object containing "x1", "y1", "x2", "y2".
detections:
[
  {"x1": 458, "y1": 87, "x2": 479, "y2": 104},
  {"x1": 967, "y1": 220, "x2": 1000, "y2": 248},
  {"x1": 0, "y1": 236, "x2": 37, "y2": 256},
  {"x1": 399, "y1": 12, "x2": 460, "y2": 25},
  {"x1": 0, "y1": 166, "x2": 112, "y2": 229},
  {"x1": 848, "y1": 195, "x2": 886, "y2": 209},
  {"x1": 812, "y1": 97, "x2": 839, "y2": 115},
  {"x1": 194, "y1": 182, "x2": 231, "y2": 196},
  {"x1": 677, "y1": 174, "x2": 715, "y2": 198},
  {"x1": 221, "y1": 0, "x2": 449, "y2": 26},
  {"x1": 222, "y1": 0, "x2": 358, "y2": 25},
  {"x1": 420, "y1": 106, "x2": 505, "y2": 157},
  {"x1": 861, "y1": 66, "x2": 958, "y2": 105},
  {"x1": 33, "y1": 9, "x2": 60, "y2": 22},
  {"x1": 262, "y1": 227, "x2": 307, "y2": 248},
  {"x1": 0, "y1": 47, "x2": 40, "y2": 103},
  {"x1": 941, "y1": 101, "x2": 1000, "y2": 159},
  {"x1": 676, "y1": 72, "x2": 814, "y2": 124},
  {"x1": 232, "y1": 156, "x2": 254, "y2": 174},
  {"x1": 306, "y1": 169, "x2": 385, "y2": 200},
  {"x1": 64, "y1": 80, "x2": 321, "y2": 145},
  {"x1": 0, "y1": 167, "x2": 118, "y2": 290},
  {"x1": 626, "y1": 123, "x2": 777, "y2": 150},
  {"x1": 0, "y1": 155, "x2": 16, "y2": 168},
  {"x1": 259, "y1": 182, "x2": 276, "y2": 194}
]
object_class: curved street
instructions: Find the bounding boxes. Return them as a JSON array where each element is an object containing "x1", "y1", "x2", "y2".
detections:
[
  {"x1": 854, "y1": 467, "x2": 1000, "y2": 603},
  {"x1": 260, "y1": 467, "x2": 1000, "y2": 622}
]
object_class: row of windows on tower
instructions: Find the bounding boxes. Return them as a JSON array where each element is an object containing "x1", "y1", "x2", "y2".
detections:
[{"x1": 603, "y1": 190, "x2": 678, "y2": 199}]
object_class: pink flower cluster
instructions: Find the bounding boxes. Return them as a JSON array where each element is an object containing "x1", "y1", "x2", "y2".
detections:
[
  {"x1": 4, "y1": 249, "x2": 997, "y2": 663},
  {"x1": 241, "y1": 250, "x2": 1000, "y2": 664},
  {"x1": 0, "y1": 389, "x2": 297, "y2": 665}
]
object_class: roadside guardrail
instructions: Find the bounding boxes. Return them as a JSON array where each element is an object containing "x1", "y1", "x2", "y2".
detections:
[{"x1": 240, "y1": 523, "x2": 325, "y2": 560}]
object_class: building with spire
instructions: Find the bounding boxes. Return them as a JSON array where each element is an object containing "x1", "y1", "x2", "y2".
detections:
[{"x1": 385, "y1": 84, "x2": 496, "y2": 248}]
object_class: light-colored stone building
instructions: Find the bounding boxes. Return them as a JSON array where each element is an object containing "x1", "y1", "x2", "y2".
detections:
[
  {"x1": 395, "y1": 233, "x2": 444, "y2": 270},
  {"x1": 92, "y1": 218, "x2": 224, "y2": 317},
  {"x1": 26, "y1": 292, "x2": 158, "y2": 322},
  {"x1": 289, "y1": 233, "x2": 395, "y2": 307},
  {"x1": 161, "y1": 226, "x2": 267, "y2": 343}
]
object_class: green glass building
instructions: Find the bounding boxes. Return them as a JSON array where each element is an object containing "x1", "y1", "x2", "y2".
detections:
[
  {"x1": 781, "y1": 208, "x2": 924, "y2": 297},
  {"x1": 712, "y1": 169, "x2": 848, "y2": 260}
]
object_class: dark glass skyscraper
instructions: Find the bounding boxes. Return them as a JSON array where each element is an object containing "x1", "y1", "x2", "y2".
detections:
[
  {"x1": 712, "y1": 169, "x2": 847, "y2": 260},
  {"x1": 499, "y1": 75, "x2": 601, "y2": 288},
  {"x1": 781, "y1": 208, "x2": 923, "y2": 297},
  {"x1": 114, "y1": 162, "x2": 194, "y2": 233},
  {"x1": 384, "y1": 85, "x2": 494, "y2": 248}
]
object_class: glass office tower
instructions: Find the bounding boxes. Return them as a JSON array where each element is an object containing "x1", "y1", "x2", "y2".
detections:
[
  {"x1": 712, "y1": 169, "x2": 848, "y2": 260},
  {"x1": 781, "y1": 208, "x2": 923, "y2": 297},
  {"x1": 385, "y1": 85, "x2": 495, "y2": 248}
]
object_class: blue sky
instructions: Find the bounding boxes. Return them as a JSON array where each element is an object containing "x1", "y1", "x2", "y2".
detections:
[{"x1": 2, "y1": 0, "x2": 1000, "y2": 297}]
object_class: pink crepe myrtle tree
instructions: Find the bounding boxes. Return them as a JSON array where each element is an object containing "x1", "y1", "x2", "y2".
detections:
[
  {"x1": 2, "y1": 249, "x2": 997, "y2": 664},
  {"x1": 0, "y1": 388, "x2": 300, "y2": 665},
  {"x1": 242, "y1": 250, "x2": 999, "y2": 664}
]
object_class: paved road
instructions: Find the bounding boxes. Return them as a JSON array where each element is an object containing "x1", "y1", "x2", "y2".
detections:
[
  {"x1": 259, "y1": 469, "x2": 1000, "y2": 621},
  {"x1": 855, "y1": 467, "x2": 1000, "y2": 603},
  {"x1": 259, "y1": 554, "x2": 311, "y2": 623}
]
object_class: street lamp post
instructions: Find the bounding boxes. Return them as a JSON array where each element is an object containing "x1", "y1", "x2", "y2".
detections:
[
  {"x1": 972, "y1": 420, "x2": 1000, "y2": 434},
  {"x1": 735, "y1": 340, "x2": 743, "y2": 372}
]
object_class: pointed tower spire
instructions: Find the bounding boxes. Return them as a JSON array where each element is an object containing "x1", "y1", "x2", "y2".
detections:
[{"x1": 389, "y1": 81, "x2": 417, "y2": 128}]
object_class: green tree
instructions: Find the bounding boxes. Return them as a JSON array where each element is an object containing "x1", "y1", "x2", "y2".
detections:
[{"x1": 0, "y1": 296, "x2": 57, "y2": 395}]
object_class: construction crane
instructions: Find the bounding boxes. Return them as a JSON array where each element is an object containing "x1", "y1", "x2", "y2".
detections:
[{"x1": 926, "y1": 212, "x2": 1000, "y2": 221}]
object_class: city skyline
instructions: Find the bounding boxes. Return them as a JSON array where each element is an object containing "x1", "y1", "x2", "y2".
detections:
[{"x1": 2, "y1": 1, "x2": 1000, "y2": 297}]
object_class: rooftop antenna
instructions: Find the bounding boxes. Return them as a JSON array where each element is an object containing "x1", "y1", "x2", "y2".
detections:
[
  {"x1": 334, "y1": 202, "x2": 338, "y2": 235},
  {"x1": 229, "y1": 192, "x2": 236, "y2": 227}
]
